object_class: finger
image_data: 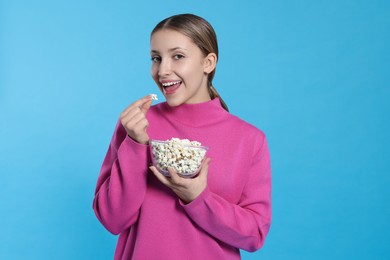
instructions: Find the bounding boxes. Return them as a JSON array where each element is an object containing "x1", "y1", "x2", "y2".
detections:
[
  {"x1": 140, "y1": 99, "x2": 153, "y2": 114},
  {"x1": 167, "y1": 167, "x2": 183, "y2": 184},
  {"x1": 121, "y1": 98, "x2": 149, "y2": 117},
  {"x1": 131, "y1": 118, "x2": 149, "y2": 134},
  {"x1": 121, "y1": 104, "x2": 141, "y2": 118},
  {"x1": 120, "y1": 104, "x2": 138, "y2": 119},
  {"x1": 149, "y1": 166, "x2": 171, "y2": 186},
  {"x1": 121, "y1": 109, "x2": 146, "y2": 133},
  {"x1": 122, "y1": 95, "x2": 153, "y2": 116},
  {"x1": 198, "y1": 157, "x2": 211, "y2": 180},
  {"x1": 121, "y1": 106, "x2": 142, "y2": 124}
]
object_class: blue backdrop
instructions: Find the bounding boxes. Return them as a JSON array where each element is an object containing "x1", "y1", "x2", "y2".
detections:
[{"x1": 1, "y1": 1, "x2": 389, "y2": 259}]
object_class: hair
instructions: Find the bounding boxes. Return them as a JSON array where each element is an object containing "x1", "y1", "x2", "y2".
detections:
[{"x1": 151, "y1": 13, "x2": 229, "y2": 112}]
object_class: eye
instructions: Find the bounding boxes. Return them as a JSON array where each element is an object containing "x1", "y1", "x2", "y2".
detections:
[
  {"x1": 173, "y1": 54, "x2": 184, "y2": 60},
  {"x1": 151, "y1": 56, "x2": 161, "y2": 63}
]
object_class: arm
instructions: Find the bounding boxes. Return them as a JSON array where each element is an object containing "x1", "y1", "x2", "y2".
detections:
[
  {"x1": 93, "y1": 120, "x2": 150, "y2": 235},
  {"x1": 181, "y1": 138, "x2": 272, "y2": 252}
]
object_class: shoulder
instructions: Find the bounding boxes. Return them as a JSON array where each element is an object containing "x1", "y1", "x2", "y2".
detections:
[
  {"x1": 214, "y1": 111, "x2": 267, "y2": 158},
  {"x1": 228, "y1": 113, "x2": 266, "y2": 140},
  {"x1": 221, "y1": 113, "x2": 269, "y2": 165}
]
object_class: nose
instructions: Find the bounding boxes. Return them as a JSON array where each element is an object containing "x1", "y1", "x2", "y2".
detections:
[{"x1": 158, "y1": 58, "x2": 171, "y2": 77}]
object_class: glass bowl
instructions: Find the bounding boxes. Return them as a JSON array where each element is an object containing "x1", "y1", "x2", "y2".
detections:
[{"x1": 149, "y1": 139, "x2": 209, "y2": 178}]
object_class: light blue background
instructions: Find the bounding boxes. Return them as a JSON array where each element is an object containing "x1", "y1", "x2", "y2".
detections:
[{"x1": 1, "y1": 1, "x2": 389, "y2": 259}]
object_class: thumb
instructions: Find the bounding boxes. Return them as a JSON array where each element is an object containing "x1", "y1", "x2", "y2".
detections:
[
  {"x1": 198, "y1": 157, "x2": 211, "y2": 180},
  {"x1": 140, "y1": 99, "x2": 153, "y2": 114}
]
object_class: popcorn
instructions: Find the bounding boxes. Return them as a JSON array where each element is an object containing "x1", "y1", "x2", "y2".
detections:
[
  {"x1": 150, "y1": 94, "x2": 158, "y2": 100},
  {"x1": 151, "y1": 138, "x2": 207, "y2": 177}
]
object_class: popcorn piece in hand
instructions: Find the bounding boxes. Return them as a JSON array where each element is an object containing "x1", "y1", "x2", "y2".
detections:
[{"x1": 150, "y1": 94, "x2": 158, "y2": 100}]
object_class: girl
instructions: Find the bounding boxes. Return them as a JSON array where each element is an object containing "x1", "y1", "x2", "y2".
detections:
[{"x1": 93, "y1": 14, "x2": 271, "y2": 260}]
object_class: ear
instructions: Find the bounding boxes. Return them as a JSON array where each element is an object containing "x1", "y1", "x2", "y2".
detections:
[{"x1": 203, "y1": 53, "x2": 217, "y2": 74}]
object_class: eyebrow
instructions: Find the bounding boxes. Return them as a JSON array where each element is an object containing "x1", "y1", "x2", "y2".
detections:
[{"x1": 150, "y1": 47, "x2": 188, "y2": 54}]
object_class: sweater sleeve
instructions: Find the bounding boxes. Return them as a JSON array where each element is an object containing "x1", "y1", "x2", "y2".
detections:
[
  {"x1": 181, "y1": 137, "x2": 272, "y2": 252},
  {"x1": 93, "y1": 120, "x2": 150, "y2": 235}
]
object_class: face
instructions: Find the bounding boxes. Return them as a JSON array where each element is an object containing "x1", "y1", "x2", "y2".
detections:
[{"x1": 150, "y1": 29, "x2": 215, "y2": 106}]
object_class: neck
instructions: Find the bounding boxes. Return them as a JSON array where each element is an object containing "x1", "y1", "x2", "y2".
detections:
[{"x1": 160, "y1": 98, "x2": 229, "y2": 127}]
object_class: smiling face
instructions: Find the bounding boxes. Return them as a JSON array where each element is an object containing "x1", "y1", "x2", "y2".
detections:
[{"x1": 150, "y1": 29, "x2": 216, "y2": 107}]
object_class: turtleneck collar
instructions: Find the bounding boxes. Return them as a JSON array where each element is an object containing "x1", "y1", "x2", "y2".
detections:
[{"x1": 159, "y1": 98, "x2": 230, "y2": 127}]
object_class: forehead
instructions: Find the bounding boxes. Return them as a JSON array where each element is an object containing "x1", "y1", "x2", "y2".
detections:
[{"x1": 150, "y1": 29, "x2": 197, "y2": 52}]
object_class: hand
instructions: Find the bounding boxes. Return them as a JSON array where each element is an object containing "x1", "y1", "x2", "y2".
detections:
[
  {"x1": 149, "y1": 158, "x2": 211, "y2": 203},
  {"x1": 120, "y1": 95, "x2": 153, "y2": 145}
]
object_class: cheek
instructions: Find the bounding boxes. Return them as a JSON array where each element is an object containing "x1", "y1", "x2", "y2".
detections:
[
  {"x1": 151, "y1": 65, "x2": 156, "y2": 75},
  {"x1": 151, "y1": 67, "x2": 162, "y2": 91},
  {"x1": 151, "y1": 67, "x2": 158, "y2": 80},
  {"x1": 174, "y1": 63, "x2": 196, "y2": 81}
]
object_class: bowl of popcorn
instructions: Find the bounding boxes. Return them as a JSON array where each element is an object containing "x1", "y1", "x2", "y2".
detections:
[{"x1": 150, "y1": 138, "x2": 209, "y2": 178}]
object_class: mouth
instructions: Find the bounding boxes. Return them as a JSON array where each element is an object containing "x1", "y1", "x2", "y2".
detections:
[{"x1": 161, "y1": 80, "x2": 182, "y2": 95}]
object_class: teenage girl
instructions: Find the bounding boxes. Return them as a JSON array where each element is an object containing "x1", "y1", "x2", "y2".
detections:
[{"x1": 93, "y1": 13, "x2": 272, "y2": 260}]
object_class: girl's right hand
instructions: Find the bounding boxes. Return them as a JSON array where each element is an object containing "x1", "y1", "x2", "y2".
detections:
[{"x1": 120, "y1": 95, "x2": 154, "y2": 145}]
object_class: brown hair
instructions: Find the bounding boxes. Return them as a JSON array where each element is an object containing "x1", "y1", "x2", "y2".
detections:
[{"x1": 151, "y1": 13, "x2": 229, "y2": 112}]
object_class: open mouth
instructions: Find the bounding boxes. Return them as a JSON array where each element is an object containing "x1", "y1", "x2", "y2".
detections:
[{"x1": 161, "y1": 80, "x2": 182, "y2": 95}]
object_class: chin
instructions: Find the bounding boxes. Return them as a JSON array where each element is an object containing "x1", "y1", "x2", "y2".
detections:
[{"x1": 166, "y1": 98, "x2": 183, "y2": 107}]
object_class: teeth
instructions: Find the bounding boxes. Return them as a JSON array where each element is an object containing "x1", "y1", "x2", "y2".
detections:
[{"x1": 162, "y1": 81, "x2": 181, "y2": 87}]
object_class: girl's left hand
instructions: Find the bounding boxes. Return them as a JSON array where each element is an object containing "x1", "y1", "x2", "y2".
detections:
[{"x1": 149, "y1": 158, "x2": 211, "y2": 204}]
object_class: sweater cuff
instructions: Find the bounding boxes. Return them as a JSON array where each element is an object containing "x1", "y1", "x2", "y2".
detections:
[
  {"x1": 120, "y1": 135, "x2": 150, "y2": 156},
  {"x1": 180, "y1": 186, "x2": 211, "y2": 210}
]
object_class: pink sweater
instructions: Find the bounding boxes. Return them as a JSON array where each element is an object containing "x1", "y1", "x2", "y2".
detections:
[{"x1": 93, "y1": 98, "x2": 272, "y2": 259}]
